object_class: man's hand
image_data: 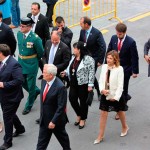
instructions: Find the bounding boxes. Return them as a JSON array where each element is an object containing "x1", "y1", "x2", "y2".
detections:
[
  {"x1": 57, "y1": 27, "x2": 62, "y2": 34},
  {"x1": 144, "y1": 55, "x2": 150, "y2": 64},
  {"x1": 0, "y1": 82, "x2": 4, "y2": 88},
  {"x1": 132, "y1": 73, "x2": 138, "y2": 78},
  {"x1": 48, "y1": 122, "x2": 55, "y2": 129}
]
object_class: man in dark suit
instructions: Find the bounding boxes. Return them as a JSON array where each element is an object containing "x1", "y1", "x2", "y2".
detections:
[
  {"x1": 79, "y1": 16, "x2": 106, "y2": 99},
  {"x1": 35, "y1": 31, "x2": 70, "y2": 124},
  {"x1": 27, "y1": 2, "x2": 50, "y2": 79},
  {"x1": 52, "y1": 16, "x2": 73, "y2": 52},
  {"x1": 43, "y1": 0, "x2": 58, "y2": 27},
  {"x1": 107, "y1": 23, "x2": 139, "y2": 104},
  {"x1": 144, "y1": 38, "x2": 150, "y2": 77},
  {"x1": 0, "y1": 11, "x2": 16, "y2": 55},
  {"x1": 43, "y1": 31, "x2": 71, "y2": 75},
  {"x1": 36, "y1": 64, "x2": 71, "y2": 150},
  {"x1": 0, "y1": 44, "x2": 25, "y2": 150}
]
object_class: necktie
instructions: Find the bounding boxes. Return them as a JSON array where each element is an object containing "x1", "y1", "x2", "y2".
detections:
[
  {"x1": 23, "y1": 34, "x2": 26, "y2": 39},
  {"x1": 0, "y1": 62, "x2": 3, "y2": 71},
  {"x1": 48, "y1": 45, "x2": 55, "y2": 64},
  {"x1": 118, "y1": 39, "x2": 122, "y2": 52},
  {"x1": 43, "y1": 84, "x2": 49, "y2": 102}
]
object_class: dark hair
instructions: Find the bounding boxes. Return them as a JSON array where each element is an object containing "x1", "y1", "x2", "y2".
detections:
[
  {"x1": 115, "y1": 23, "x2": 127, "y2": 33},
  {"x1": 73, "y1": 41, "x2": 90, "y2": 59},
  {"x1": 32, "y1": 2, "x2": 40, "y2": 9},
  {"x1": 0, "y1": 44, "x2": 11, "y2": 56},
  {"x1": 82, "y1": 16, "x2": 91, "y2": 26},
  {"x1": 107, "y1": 50, "x2": 120, "y2": 67},
  {"x1": 55, "y1": 16, "x2": 64, "y2": 24},
  {"x1": 0, "y1": 11, "x2": 3, "y2": 19}
]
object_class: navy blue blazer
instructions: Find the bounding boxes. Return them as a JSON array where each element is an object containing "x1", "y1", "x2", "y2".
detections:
[
  {"x1": 0, "y1": 22, "x2": 17, "y2": 55},
  {"x1": 79, "y1": 26, "x2": 106, "y2": 64},
  {"x1": 0, "y1": 56, "x2": 24, "y2": 104},
  {"x1": 107, "y1": 35, "x2": 139, "y2": 75},
  {"x1": 40, "y1": 77, "x2": 68, "y2": 128}
]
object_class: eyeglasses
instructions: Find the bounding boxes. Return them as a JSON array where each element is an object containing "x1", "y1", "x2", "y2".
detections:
[{"x1": 20, "y1": 25, "x2": 29, "y2": 28}]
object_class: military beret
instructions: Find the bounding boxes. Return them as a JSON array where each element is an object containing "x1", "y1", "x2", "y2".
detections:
[{"x1": 21, "y1": 17, "x2": 35, "y2": 25}]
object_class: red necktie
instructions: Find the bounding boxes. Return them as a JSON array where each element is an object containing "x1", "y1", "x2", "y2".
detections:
[
  {"x1": 118, "y1": 39, "x2": 122, "y2": 52},
  {"x1": 43, "y1": 84, "x2": 49, "y2": 102}
]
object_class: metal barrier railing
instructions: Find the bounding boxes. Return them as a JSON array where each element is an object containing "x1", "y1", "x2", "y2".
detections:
[{"x1": 53, "y1": 0, "x2": 122, "y2": 28}]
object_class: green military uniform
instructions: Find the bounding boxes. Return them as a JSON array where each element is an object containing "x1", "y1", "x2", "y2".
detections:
[{"x1": 17, "y1": 31, "x2": 44, "y2": 112}]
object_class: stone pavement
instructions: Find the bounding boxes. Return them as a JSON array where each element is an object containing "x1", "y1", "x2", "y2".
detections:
[{"x1": 0, "y1": 0, "x2": 150, "y2": 150}]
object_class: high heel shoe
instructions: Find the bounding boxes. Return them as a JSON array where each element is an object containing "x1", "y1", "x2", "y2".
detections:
[
  {"x1": 94, "y1": 138, "x2": 103, "y2": 144},
  {"x1": 120, "y1": 127, "x2": 129, "y2": 137},
  {"x1": 79, "y1": 120, "x2": 86, "y2": 129},
  {"x1": 74, "y1": 122, "x2": 80, "y2": 126}
]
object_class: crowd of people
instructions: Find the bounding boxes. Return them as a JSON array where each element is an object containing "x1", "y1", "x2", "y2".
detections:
[{"x1": 0, "y1": 1, "x2": 149, "y2": 150}]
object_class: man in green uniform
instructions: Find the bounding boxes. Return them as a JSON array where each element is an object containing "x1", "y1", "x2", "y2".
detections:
[{"x1": 17, "y1": 17, "x2": 44, "y2": 115}]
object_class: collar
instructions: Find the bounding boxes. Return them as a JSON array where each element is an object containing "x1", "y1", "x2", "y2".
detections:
[
  {"x1": 32, "y1": 13, "x2": 40, "y2": 21},
  {"x1": 2, "y1": 55, "x2": 10, "y2": 65},
  {"x1": 24, "y1": 30, "x2": 32, "y2": 38},
  {"x1": 47, "y1": 76, "x2": 56, "y2": 87},
  {"x1": 118, "y1": 34, "x2": 126, "y2": 43},
  {"x1": 86, "y1": 25, "x2": 92, "y2": 34}
]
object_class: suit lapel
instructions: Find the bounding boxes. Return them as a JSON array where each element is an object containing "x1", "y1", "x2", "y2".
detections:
[
  {"x1": 35, "y1": 14, "x2": 41, "y2": 32},
  {"x1": 87, "y1": 27, "x2": 93, "y2": 43},
  {"x1": 53, "y1": 42, "x2": 61, "y2": 63},
  {"x1": 0, "y1": 56, "x2": 11, "y2": 73},
  {"x1": 47, "y1": 42, "x2": 52, "y2": 60}
]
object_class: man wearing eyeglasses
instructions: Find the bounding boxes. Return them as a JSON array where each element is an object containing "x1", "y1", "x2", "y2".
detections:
[{"x1": 17, "y1": 17, "x2": 44, "y2": 115}]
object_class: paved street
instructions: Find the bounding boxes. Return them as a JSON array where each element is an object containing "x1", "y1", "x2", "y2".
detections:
[{"x1": 0, "y1": 0, "x2": 150, "y2": 150}]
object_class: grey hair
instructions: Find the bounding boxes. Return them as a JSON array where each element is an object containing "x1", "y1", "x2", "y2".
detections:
[
  {"x1": 51, "y1": 30, "x2": 61, "y2": 39},
  {"x1": 46, "y1": 64, "x2": 57, "y2": 76}
]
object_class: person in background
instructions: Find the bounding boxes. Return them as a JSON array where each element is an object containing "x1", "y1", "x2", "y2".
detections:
[
  {"x1": 107, "y1": 23, "x2": 139, "y2": 120},
  {"x1": 144, "y1": 38, "x2": 150, "y2": 77},
  {"x1": 9, "y1": 0, "x2": 20, "y2": 28},
  {"x1": 79, "y1": 16, "x2": 106, "y2": 101},
  {"x1": 53, "y1": 16, "x2": 73, "y2": 52},
  {"x1": 0, "y1": 11, "x2": 16, "y2": 55},
  {"x1": 43, "y1": 0, "x2": 58, "y2": 27},
  {"x1": 94, "y1": 50, "x2": 128, "y2": 144},
  {"x1": 27, "y1": 2, "x2": 50, "y2": 80},
  {"x1": 61, "y1": 41, "x2": 95, "y2": 129},
  {"x1": 17, "y1": 17, "x2": 44, "y2": 115},
  {"x1": 0, "y1": 0, "x2": 11, "y2": 25}
]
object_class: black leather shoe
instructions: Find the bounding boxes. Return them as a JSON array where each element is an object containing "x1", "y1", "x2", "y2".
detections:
[
  {"x1": 35, "y1": 118, "x2": 40, "y2": 124},
  {"x1": 74, "y1": 122, "x2": 80, "y2": 126},
  {"x1": 13, "y1": 128, "x2": 25, "y2": 137},
  {"x1": 38, "y1": 75, "x2": 43, "y2": 80},
  {"x1": 22, "y1": 109, "x2": 30, "y2": 115},
  {"x1": 0, "y1": 143, "x2": 12, "y2": 150},
  {"x1": 79, "y1": 125, "x2": 85, "y2": 129},
  {"x1": 126, "y1": 94, "x2": 132, "y2": 101}
]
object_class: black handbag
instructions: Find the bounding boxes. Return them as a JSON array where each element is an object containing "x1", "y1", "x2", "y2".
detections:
[
  {"x1": 0, "y1": 0, "x2": 6, "y2": 5},
  {"x1": 86, "y1": 91, "x2": 94, "y2": 106}
]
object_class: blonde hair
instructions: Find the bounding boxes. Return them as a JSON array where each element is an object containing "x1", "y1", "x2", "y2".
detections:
[{"x1": 107, "y1": 50, "x2": 120, "y2": 67}]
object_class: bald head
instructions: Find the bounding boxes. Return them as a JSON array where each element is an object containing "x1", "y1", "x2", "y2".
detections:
[{"x1": 51, "y1": 31, "x2": 61, "y2": 46}]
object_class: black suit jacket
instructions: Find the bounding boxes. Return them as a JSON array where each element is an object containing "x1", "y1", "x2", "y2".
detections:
[
  {"x1": 79, "y1": 26, "x2": 106, "y2": 64},
  {"x1": 27, "y1": 13, "x2": 50, "y2": 46},
  {"x1": 0, "y1": 22, "x2": 16, "y2": 55},
  {"x1": 52, "y1": 26, "x2": 73, "y2": 51},
  {"x1": 0, "y1": 56, "x2": 24, "y2": 104},
  {"x1": 43, "y1": 40, "x2": 71, "y2": 74},
  {"x1": 107, "y1": 35, "x2": 139, "y2": 75},
  {"x1": 40, "y1": 78, "x2": 68, "y2": 127}
]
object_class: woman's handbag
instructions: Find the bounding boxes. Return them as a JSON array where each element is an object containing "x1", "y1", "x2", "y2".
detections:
[
  {"x1": 0, "y1": 0, "x2": 6, "y2": 5},
  {"x1": 86, "y1": 91, "x2": 94, "y2": 106}
]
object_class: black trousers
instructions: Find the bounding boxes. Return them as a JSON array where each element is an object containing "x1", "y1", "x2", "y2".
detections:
[
  {"x1": 1, "y1": 101, "x2": 24, "y2": 145},
  {"x1": 69, "y1": 84, "x2": 88, "y2": 120},
  {"x1": 36, "y1": 124, "x2": 71, "y2": 150},
  {"x1": 46, "y1": 4, "x2": 55, "y2": 24},
  {"x1": 94, "y1": 65, "x2": 100, "y2": 96},
  {"x1": 124, "y1": 74, "x2": 131, "y2": 102}
]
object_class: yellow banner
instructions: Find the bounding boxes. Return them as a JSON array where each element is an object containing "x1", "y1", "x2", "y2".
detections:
[{"x1": 82, "y1": 0, "x2": 91, "y2": 12}]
